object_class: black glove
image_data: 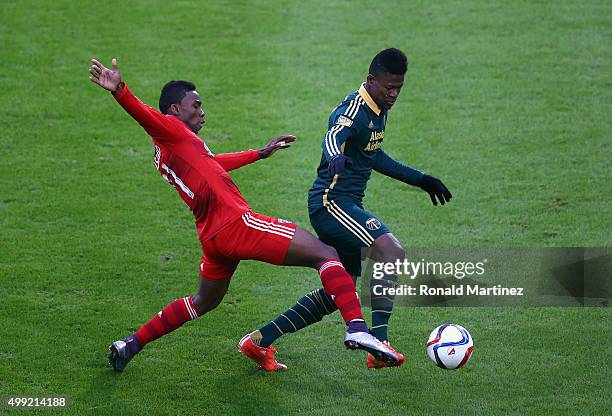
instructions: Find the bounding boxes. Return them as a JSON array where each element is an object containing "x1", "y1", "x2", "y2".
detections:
[
  {"x1": 419, "y1": 175, "x2": 452, "y2": 206},
  {"x1": 328, "y1": 155, "x2": 352, "y2": 177}
]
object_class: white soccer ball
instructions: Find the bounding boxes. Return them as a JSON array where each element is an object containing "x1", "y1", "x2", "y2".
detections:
[{"x1": 426, "y1": 323, "x2": 474, "y2": 369}]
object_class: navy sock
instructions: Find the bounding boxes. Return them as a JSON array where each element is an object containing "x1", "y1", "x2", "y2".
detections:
[
  {"x1": 257, "y1": 288, "x2": 337, "y2": 347},
  {"x1": 370, "y1": 275, "x2": 397, "y2": 341}
]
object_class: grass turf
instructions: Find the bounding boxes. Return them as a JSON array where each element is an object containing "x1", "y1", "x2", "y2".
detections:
[{"x1": 0, "y1": 0, "x2": 610, "y2": 414}]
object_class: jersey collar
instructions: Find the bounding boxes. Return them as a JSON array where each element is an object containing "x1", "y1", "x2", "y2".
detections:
[{"x1": 358, "y1": 83, "x2": 381, "y2": 116}]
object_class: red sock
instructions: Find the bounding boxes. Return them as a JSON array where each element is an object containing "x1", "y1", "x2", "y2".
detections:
[
  {"x1": 134, "y1": 297, "x2": 199, "y2": 347},
  {"x1": 317, "y1": 259, "x2": 364, "y2": 323}
]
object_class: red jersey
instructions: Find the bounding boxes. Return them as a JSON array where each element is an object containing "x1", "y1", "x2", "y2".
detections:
[{"x1": 113, "y1": 83, "x2": 260, "y2": 241}]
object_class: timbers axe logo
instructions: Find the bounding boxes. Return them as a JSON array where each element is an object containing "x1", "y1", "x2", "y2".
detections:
[{"x1": 365, "y1": 217, "x2": 381, "y2": 230}]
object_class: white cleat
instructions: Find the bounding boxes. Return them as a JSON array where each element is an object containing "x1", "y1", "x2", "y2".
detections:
[{"x1": 344, "y1": 332, "x2": 400, "y2": 366}]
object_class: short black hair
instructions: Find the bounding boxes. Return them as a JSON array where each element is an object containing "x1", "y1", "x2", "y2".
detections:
[
  {"x1": 159, "y1": 80, "x2": 197, "y2": 114},
  {"x1": 368, "y1": 48, "x2": 408, "y2": 76}
]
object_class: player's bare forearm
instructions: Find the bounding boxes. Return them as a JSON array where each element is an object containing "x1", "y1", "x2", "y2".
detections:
[{"x1": 258, "y1": 135, "x2": 296, "y2": 159}]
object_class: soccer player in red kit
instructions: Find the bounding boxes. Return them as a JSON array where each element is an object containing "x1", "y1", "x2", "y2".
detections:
[{"x1": 89, "y1": 58, "x2": 399, "y2": 372}]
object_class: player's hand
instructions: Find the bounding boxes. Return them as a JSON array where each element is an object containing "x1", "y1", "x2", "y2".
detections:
[
  {"x1": 328, "y1": 154, "x2": 352, "y2": 177},
  {"x1": 89, "y1": 58, "x2": 122, "y2": 94},
  {"x1": 419, "y1": 174, "x2": 452, "y2": 206},
  {"x1": 258, "y1": 135, "x2": 296, "y2": 159}
]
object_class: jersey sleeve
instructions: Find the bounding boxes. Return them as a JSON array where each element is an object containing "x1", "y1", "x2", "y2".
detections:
[
  {"x1": 214, "y1": 150, "x2": 260, "y2": 172},
  {"x1": 113, "y1": 82, "x2": 175, "y2": 142},
  {"x1": 372, "y1": 150, "x2": 425, "y2": 186},
  {"x1": 322, "y1": 107, "x2": 362, "y2": 161}
]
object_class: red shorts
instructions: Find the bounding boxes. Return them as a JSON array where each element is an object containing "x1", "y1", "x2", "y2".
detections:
[{"x1": 199, "y1": 211, "x2": 297, "y2": 280}]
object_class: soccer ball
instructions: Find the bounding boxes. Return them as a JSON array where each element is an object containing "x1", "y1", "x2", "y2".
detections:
[{"x1": 426, "y1": 323, "x2": 474, "y2": 369}]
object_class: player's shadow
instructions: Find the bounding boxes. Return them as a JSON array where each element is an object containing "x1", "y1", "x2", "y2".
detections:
[
  {"x1": 208, "y1": 367, "x2": 290, "y2": 414},
  {"x1": 77, "y1": 339, "x2": 310, "y2": 413},
  {"x1": 78, "y1": 332, "x2": 415, "y2": 414},
  {"x1": 206, "y1": 320, "x2": 368, "y2": 414},
  {"x1": 209, "y1": 349, "x2": 357, "y2": 415},
  {"x1": 77, "y1": 348, "x2": 129, "y2": 413}
]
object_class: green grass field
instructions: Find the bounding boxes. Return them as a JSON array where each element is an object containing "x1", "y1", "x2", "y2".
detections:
[{"x1": 1, "y1": 0, "x2": 611, "y2": 414}]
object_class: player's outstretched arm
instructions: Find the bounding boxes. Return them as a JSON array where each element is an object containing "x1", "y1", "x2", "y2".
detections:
[
  {"x1": 372, "y1": 150, "x2": 452, "y2": 206},
  {"x1": 89, "y1": 58, "x2": 123, "y2": 94},
  {"x1": 215, "y1": 135, "x2": 296, "y2": 172},
  {"x1": 89, "y1": 57, "x2": 174, "y2": 140},
  {"x1": 372, "y1": 149, "x2": 424, "y2": 185},
  {"x1": 258, "y1": 135, "x2": 296, "y2": 159}
]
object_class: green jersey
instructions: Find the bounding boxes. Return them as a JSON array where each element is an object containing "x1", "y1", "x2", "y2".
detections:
[{"x1": 308, "y1": 83, "x2": 424, "y2": 213}]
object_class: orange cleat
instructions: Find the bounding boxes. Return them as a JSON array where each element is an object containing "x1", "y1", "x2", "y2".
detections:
[
  {"x1": 367, "y1": 341, "x2": 405, "y2": 369},
  {"x1": 239, "y1": 333, "x2": 287, "y2": 372}
]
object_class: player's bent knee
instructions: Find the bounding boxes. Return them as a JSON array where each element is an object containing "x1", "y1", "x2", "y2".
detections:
[
  {"x1": 393, "y1": 245, "x2": 406, "y2": 261},
  {"x1": 192, "y1": 295, "x2": 221, "y2": 315},
  {"x1": 283, "y1": 227, "x2": 342, "y2": 267},
  {"x1": 372, "y1": 235, "x2": 406, "y2": 263},
  {"x1": 194, "y1": 277, "x2": 230, "y2": 314},
  {"x1": 316, "y1": 241, "x2": 339, "y2": 262},
  {"x1": 381, "y1": 245, "x2": 405, "y2": 263},
  {"x1": 192, "y1": 288, "x2": 227, "y2": 315}
]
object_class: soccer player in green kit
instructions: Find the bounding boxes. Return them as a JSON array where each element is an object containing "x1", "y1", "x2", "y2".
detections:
[{"x1": 240, "y1": 48, "x2": 452, "y2": 370}]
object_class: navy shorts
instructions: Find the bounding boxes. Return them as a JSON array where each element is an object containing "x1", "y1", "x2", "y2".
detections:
[{"x1": 309, "y1": 199, "x2": 389, "y2": 276}]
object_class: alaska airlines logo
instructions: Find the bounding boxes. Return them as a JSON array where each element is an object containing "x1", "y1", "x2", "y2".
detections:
[{"x1": 364, "y1": 130, "x2": 384, "y2": 151}]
